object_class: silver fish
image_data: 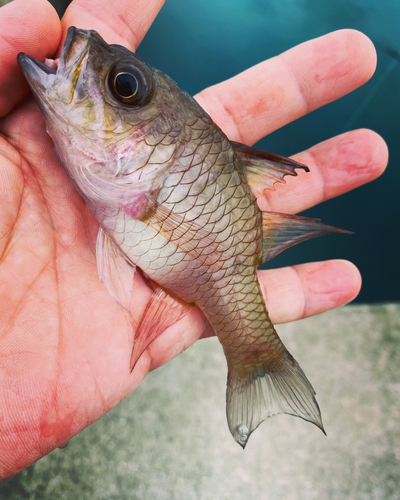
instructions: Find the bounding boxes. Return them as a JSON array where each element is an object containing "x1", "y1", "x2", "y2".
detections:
[{"x1": 18, "y1": 28, "x2": 347, "y2": 447}]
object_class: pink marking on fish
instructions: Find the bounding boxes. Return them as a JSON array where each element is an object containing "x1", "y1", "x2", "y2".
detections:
[{"x1": 121, "y1": 193, "x2": 151, "y2": 218}]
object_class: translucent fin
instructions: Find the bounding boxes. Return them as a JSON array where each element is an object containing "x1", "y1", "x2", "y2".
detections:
[
  {"x1": 262, "y1": 211, "x2": 353, "y2": 263},
  {"x1": 96, "y1": 227, "x2": 136, "y2": 314},
  {"x1": 232, "y1": 141, "x2": 309, "y2": 197},
  {"x1": 96, "y1": 228, "x2": 192, "y2": 368},
  {"x1": 227, "y1": 350, "x2": 325, "y2": 448},
  {"x1": 130, "y1": 285, "x2": 193, "y2": 371}
]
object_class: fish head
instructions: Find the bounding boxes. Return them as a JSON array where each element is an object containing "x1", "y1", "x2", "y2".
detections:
[
  {"x1": 17, "y1": 27, "x2": 203, "y2": 208},
  {"x1": 18, "y1": 27, "x2": 157, "y2": 146}
]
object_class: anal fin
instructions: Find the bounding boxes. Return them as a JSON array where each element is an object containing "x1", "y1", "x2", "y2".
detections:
[{"x1": 130, "y1": 285, "x2": 193, "y2": 371}]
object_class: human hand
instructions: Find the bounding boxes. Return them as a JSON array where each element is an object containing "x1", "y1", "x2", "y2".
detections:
[{"x1": 0, "y1": 0, "x2": 387, "y2": 478}]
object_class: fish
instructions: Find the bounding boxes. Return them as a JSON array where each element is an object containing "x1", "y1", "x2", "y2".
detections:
[{"x1": 18, "y1": 27, "x2": 348, "y2": 447}]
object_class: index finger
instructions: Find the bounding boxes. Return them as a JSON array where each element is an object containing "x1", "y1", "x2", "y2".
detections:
[
  {"x1": 195, "y1": 30, "x2": 377, "y2": 145},
  {"x1": 0, "y1": 0, "x2": 61, "y2": 118},
  {"x1": 61, "y1": 0, "x2": 166, "y2": 51}
]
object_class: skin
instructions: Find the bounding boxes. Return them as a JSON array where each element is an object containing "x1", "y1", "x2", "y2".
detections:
[{"x1": 0, "y1": 0, "x2": 388, "y2": 479}]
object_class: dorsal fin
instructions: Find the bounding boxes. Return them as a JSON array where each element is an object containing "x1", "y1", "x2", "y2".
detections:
[
  {"x1": 261, "y1": 211, "x2": 352, "y2": 263},
  {"x1": 232, "y1": 141, "x2": 309, "y2": 197}
]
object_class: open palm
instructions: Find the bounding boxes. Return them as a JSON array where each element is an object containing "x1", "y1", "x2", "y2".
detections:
[{"x1": 0, "y1": 0, "x2": 387, "y2": 478}]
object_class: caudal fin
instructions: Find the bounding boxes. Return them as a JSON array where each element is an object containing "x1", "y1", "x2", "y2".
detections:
[{"x1": 226, "y1": 349, "x2": 325, "y2": 448}]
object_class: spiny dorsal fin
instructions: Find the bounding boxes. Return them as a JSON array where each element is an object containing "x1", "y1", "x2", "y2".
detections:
[
  {"x1": 262, "y1": 211, "x2": 352, "y2": 264},
  {"x1": 232, "y1": 141, "x2": 309, "y2": 198}
]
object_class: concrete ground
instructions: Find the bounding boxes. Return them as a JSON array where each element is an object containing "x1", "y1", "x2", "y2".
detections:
[{"x1": 1, "y1": 303, "x2": 399, "y2": 500}]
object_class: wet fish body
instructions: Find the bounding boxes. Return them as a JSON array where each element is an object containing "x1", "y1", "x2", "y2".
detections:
[{"x1": 18, "y1": 28, "x2": 346, "y2": 446}]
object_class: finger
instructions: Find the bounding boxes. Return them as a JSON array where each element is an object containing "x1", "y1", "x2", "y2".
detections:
[
  {"x1": 258, "y1": 259, "x2": 361, "y2": 325},
  {"x1": 0, "y1": 0, "x2": 61, "y2": 118},
  {"x1": 61, "y1": 0, "x2": 166, "y2": 51},
  {"x1": 195, "y1": 30, "x2": 377, "y2": 145},
  {"x1": 256, "y1": 128, "x2": 388, "y2": 214},
  {"x1": 144, "y1": 259, "x2": 360, "y2": 371}
]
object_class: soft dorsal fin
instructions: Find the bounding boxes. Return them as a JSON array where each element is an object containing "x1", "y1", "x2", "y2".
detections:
[
  {"x1": 262, "y1": 211, "x2": 352, "y2": 263},
  {"x1": 232, "y1": 141, "x2": 309, "y2": 197}
]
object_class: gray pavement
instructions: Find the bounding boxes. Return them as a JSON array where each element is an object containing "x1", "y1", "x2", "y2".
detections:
[{"x1": 1, "y1": 303, "x2": 399, "y2": 499}]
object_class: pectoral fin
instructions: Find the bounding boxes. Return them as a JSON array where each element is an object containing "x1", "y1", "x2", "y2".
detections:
[
  {"x1": 96, "y1": 227, "x2": 137, "y2": 313},
  {"x1": 232, "y1": 142, "x2": 309, "y2": 197},
  {"x1": 96, "y1": 227, "x2": 193, "y2": 371},
  {"x1": 262, "y1": 211, "x2": 352, "y2": 263}
]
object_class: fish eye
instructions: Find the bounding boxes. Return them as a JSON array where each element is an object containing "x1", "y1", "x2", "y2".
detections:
[
  {"x1": 115, "y1": 73, "x2": 138, "y2": 98},
  {"x1": 107, "y1": 61, "x2": 153, "y2": 106}
]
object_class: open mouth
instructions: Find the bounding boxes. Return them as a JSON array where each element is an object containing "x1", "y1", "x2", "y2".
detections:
[
  {"x1": 17, "y1": 51, "x2": 56, "y2": 92},
  {"x1": 25, "y1": 57, "x2": 58, "y2": 75},
  {"x1": 17, "y1": 27, "x2": 89, "y2": 86},
  {"x1": 43, "y1": 58, "x2": 59, "y2": 73}
]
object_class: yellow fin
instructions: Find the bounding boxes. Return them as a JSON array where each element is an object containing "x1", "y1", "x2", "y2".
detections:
[{"x1": 232, "y1": 141, "x2": 309, "y2": 197}]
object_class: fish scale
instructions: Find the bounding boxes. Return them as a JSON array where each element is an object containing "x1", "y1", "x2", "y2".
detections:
[
  {"x1": 18, "y1": 27, "x2": 350, "y2": 448},
  {"x1": 122, "y1": 140, "x2": 278, "y2": 373}
]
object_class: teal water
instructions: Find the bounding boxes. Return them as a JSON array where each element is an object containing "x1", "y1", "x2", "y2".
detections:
[
  {"x1": 136, "y1": 0, "x2": 400, "y2": 304},
  {"x1": 51, "y1": 0, "x2": 400, "y2": 303}
]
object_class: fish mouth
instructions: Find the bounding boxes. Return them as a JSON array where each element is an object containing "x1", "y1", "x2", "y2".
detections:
[
  {"x1": 17, "y1": 51, "x2": 57, "y2": 91},
  {"x1": 17, "y1": 27, "x2": 94, "y2": 93},
  {"x1": 22, "y1": 57, "x2": 57, "y2": 76}
]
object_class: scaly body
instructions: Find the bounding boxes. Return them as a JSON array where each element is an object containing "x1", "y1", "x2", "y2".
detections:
[
  {"x1": 18, "y1": 27, "x2": 345, "y2": 446},
  {"x1": 98, "y1": 117, "x2": 278, "y2": 373}
]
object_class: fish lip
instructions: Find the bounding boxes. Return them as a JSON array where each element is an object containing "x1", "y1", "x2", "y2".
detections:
[
  {"x1": 58, "y1": 26, "x2": 111, "y2": 72},
  {"x1": 17, "y1": 52, "x2": 57, "y2": 93},
  {"x1": 58, "y1": 25, "x2": 77, "y2": 71},
  {"x1": 17, "y1": 26, "x2": 92, "y2": 99},
  {"x1": 17, "y1": 27, "x2": 89, "y2": 85},
  {"x1": 16, "y1": 30, "x2": 75, "y2": 88},
  {"x1": 17, "y1": 54, "x2": 57, "y2": 76}
]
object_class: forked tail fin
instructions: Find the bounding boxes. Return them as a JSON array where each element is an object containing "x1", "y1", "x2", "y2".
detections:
[{"x1": 226, "y1": 349, "x2": 325, "y2": 448}]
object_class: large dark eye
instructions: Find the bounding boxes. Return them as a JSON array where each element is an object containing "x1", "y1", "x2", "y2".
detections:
[
  {"x1": 107, "y1": 61, "x2": 153, "y2": 106},
  {"x1": 115, "y1": 73, "x2": 138, "y2": 97}
]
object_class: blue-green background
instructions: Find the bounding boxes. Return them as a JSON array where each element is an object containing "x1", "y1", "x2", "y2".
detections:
[{"x1": 53, "y1": 0, "x2": 400, "y2": 303}]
